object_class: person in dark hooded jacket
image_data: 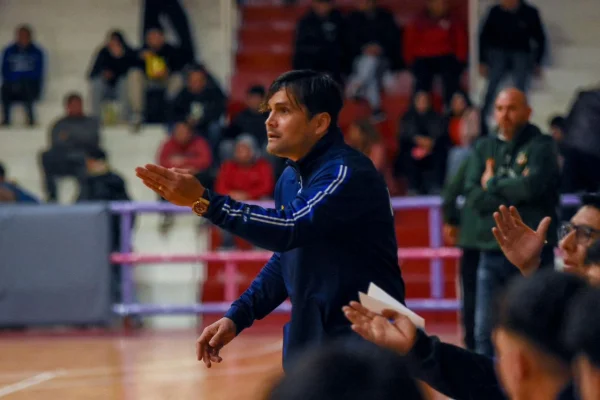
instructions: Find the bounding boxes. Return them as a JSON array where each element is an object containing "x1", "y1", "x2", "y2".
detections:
[{"x1": 88, "y1": 30, "x2": 144, "y2": 128}]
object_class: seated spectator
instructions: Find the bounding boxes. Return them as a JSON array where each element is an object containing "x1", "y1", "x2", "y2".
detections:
[
  {"x1": 479, "y1": 0, "x2": 546, "y2": 118},
  {"x1": 139, "y1": 26, "x2": 186, "y2": 122},
  {"x1": 0, "y1": 161, "x2": 38, "y2": 203},
  {"x1": 169, "y1": 65, "x2": 226, "y2": 150},
  {"x1": 345, "y1": 0, "x2": 403, "y2": 121},
  {"x1": 548, "y1": 114, "x2": 567, "y2": 171},
  {"x1": 346, "y1": 119, "x2": 398, "y2": 194},
  {"x1": 221, "y1": 85, "x2": 267, "y2": 160},
  {"x1": 215, "y1": 134, "x2": 274, "y2": 202},
  {"x1": 215, "y1": 134, "x2": 274, "y2": 249},
  {"x1": 292, "y1": 0, "x2": 345, "y2": 83},
  {"x1": 444, "y1": 91, "x2": 480, "y2": 181},
  {"x1": 1, "y1": 25, "x2": 44, "y2": 126},
  {"x1": 404, "y1": 0, "x2": 467, "y2": 107},
  {"x1": 157, "y1": 121, "x2": 213, "y2": 233},
  {"x1": 39, "y1": 93, "x2": 100, "y2": 202},
  {"x1": 394, "y1": 91, "x2": 445, "y2": 195},
  {"x1": 77, "y1": 148, "x2": 135, "y2": 310},
  {"x1": 88, "y1": 30, "x2": 144, "y2": 130}
]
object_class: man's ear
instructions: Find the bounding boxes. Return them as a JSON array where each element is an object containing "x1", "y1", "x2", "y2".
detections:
[{"x1": 313, "y1": 112, "x2": 332, "y2": 137}]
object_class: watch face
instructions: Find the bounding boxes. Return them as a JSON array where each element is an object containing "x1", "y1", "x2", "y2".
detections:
[{"x1": 193, "y1": 201, "x2": 208, "y2": 215}]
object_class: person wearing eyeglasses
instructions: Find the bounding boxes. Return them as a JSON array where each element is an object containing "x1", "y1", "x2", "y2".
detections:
[{"x1": 491, "y1": 193, "x2": 600, "y2": 277}]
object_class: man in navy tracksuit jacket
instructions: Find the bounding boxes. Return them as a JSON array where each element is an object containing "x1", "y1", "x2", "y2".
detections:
[{"x1": 136, "y1": 70, "x2": 406, "y2": 370}]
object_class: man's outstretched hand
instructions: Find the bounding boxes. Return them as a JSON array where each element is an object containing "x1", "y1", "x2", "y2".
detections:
[
  {"x1": 342, "y1": 301, "x2": 417, "y2": 355},
  {"x1": 135, "y1": 164, "x2": 205, "y2": 207},
  {"x1": 492, "y1": 205, "x2": 551, "y2": 275}
]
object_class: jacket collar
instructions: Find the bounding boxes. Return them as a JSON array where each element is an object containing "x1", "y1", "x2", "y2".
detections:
[
  {"x1": 286, "y1": 128, "x2": 344, "y2": 177},
  {"x1": 495, "y1": 122, "x2": 540, "y2": 147}
]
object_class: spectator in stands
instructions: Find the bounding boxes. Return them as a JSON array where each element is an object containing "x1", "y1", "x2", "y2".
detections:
[
  {"x1": 215, "y1": 134, "x2": 274, "y2": 202},
  {"x1": 479, "y1": 0, "x2": 546, "y2": 118},
  {"x1": 444, "y1": 91, "x2": 480, "y2": 181},
  {"x1": 292, "y1": 0, "x2": 346, "y2": 83},
  {"x1": 140, "y1": 27, "x2": 186, "y2": 101},
  {"x1": 561, "y1": 88, "x2": 600, "y2": 193},
  {"x1": 344, "y1": 0, "x2": 403, "y2": 121},
  {"x1": 215, "y1": 134, "x2": 274, "y2": 249},
  {"x1": 88, "y1": 30, "x2": 144, "y2": 131},
  {"x1": 548, "y1": 114, "x2": 567, "y2": 170},
  {"x1": 565, "y1": 287, "x2": 600, "y2": 400},
  {"x1": 77, "y1": 148, "x2": 134, "y2": 307},
  {"x1": 442, "y1": 157, "x2": 480, "y2": 351},
  {"x1": 266, "y1": 341, "x2": 425, "y2": 400},
  {"x1": 403, "y1": 0, "x2": 468, "y2": 107},
  {"x1": 223, "y1": 85, "x2": 267, "y2": 153},
  {"x1": 464, "y1": 88, "x2": 560, "y2": 358},
  {"x1": 1, "y1": 25, "x2": 45, "y2": 127},
  {"x1": 346, "y1": 119, "x2": 397, "y2": 194},
  {"x1": 157, "y1": 121, "x2": 213, "y2": 232},
  {"x1": 0, "y1": 161, "x2": 38, "y2": 203},
  {"x1": 169, "y1": 65, "x2": 226, "y2": 150},
  {"x1": 394, "y1": 91, "x2": 445, "y2": 195},
  {"x1": 39, "y1": 93, "x2": 100, "y2": 202}
]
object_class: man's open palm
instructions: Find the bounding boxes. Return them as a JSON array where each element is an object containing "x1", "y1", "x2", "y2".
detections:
[
  {"x1": 135, "y1": 164, "x2": 205, "y2": 207},
  {"x1": 492, "y1": 205, "x2": 551, "y2": 275},
  {"x1": 343, "y1": 301, "x2": 417, "y2": 355}
]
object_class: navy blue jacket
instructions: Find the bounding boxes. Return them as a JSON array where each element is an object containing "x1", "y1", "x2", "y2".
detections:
[{"x1": 203, "y1": 128, "x2": 406, "y2": 368}]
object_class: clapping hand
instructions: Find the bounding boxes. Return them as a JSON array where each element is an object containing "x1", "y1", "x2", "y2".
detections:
[
  {"x1": 492, "y1": 205, "x2": 551, "y2": 275},
  {"x1": 342, "y1": 301, "x2": 417, "y2": 355}
]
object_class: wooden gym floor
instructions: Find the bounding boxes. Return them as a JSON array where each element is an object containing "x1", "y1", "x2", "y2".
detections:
[{"x1": 0, "y1": 321, "x2": 460, "y2": 400}]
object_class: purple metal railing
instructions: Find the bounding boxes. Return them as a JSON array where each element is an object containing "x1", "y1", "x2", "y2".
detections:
[{"x1": 109, "y1": 195, "x2": 581, "y2": 316}]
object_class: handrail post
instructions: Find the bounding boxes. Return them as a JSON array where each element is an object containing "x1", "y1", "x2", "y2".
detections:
[
  {"x1": 119, "y1": 211, "x2": 134, "y2": 314},
  {"x1": 428, "y1": 205, "x2": 444, "y2": 299}
]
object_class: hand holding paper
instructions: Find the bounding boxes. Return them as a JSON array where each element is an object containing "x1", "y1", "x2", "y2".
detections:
[{"x1": 360, "y1": 283, "x2": 425, "y2": 329}]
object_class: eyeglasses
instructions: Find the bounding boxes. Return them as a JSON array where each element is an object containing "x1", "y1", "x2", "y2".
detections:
[{"x1": 558, "y1": 222, "x2": 600, "y2": 244}]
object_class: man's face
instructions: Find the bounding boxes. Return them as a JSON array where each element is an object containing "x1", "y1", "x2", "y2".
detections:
[
  {"x1": 173, "y1": 124, "x2": 192, "y2": 145},
  {"x1": 494, "y1": 91, "x2": 531, "y2": 139},
  {"x1": 500, "y1": 0, "x2": 520, "y2": 10},
  {"x1": 234, "y1": 142, "x2": 254, "y2": 165},
  {"x1": 427, "y1": 0, "x2": 449, "y2": 17},
  {"x1": 264, "y1": 89, "x2": 327, "y2": 161},
  {"x1": 312, "y1": 0, "x2": 333, "y2": 17},
  {"x1": 550, "y1": 125, "x2": 564, "y2": 142},
  {"x1": 146, "y1": 30, "x2": 165, "y2": 51},
  {"x1": 67, "y1": 98, "x2": 83, "y2": 116},
  {"x1": 246, "y1": 93, "x2": 264, "y2": 111},
  {"x1": 575, "y1": 355, "x2": 600, "y2": 400},
  {"x1": 559, "y1": 206, "x2": 600, "y2": 273},
  {"x1": 16, "y1": 28, "x2": 31, "y2": 47},
  {"x1": 415, "y1": 92, "x2": 430, "y2": 114},
  {"x1": 188, "y1": 71, "x2": 207, "y2": 93}
]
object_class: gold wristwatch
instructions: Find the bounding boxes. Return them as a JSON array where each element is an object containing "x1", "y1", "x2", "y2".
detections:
[{"x1": 192, "y1": 193, "x2": 210, "y2": 216}]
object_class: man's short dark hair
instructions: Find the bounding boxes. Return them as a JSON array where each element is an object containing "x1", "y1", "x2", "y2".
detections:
[
  {"x1": 64, "y1": 92, "x2": 82, "y2": 105},
  {"x1": 267, "y1": 340, "x2": 424, "y2": 400},
  {"x1": 581, "y1": 193, "x2": 600, "y2": 211},
  {"x1": 0, "y1": 162, "x2": 5, "y2": 180},
  {"x1": 247, "y1": 85, "x2": 266, "y2": 97},
  {"x1": 17, "y1": 25, "x2": 32, "y2": 36},
  {"x1": 564, "y1": 288, "x2": 600, "y2": 368},
  {"x1": 261, "y1": 70, "x2": 343, "y2": 129},
  {"x1": 549, "y1": 115, "x2": 565, "y2": 130},
  {"x1": 87, "y1": 147, "x2": 107, "y2": 161},
  {"x1": 493, "y1": 270, "x2": 587, "y2": 363}
]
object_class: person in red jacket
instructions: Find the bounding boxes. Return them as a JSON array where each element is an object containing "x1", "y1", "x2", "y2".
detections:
[
  {"x1": 214, "y1": 134, "x2": 274, "y2": 248},
  {"x1": 157, "y1": 121, "x2": 213, "y2": 232},
  {"x1": 403, "y1": 0, "x2": 468, "y2": 107}
]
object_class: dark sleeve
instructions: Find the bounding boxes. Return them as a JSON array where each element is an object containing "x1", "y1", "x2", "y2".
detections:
[
  {"x1": 203, "y1": 163, "x2": 359, "y2": 252},
  {"x1": 478, "y1": 7, "x2": 495, "y2": 64},
  {"x1": 406, "y1": 330, "x2": 507, "y2": 400},
  {"x1": 169, "y1": 92, "x2": 189, "y2": 122},
  {"x1": 430, "y1": 115, "x2": 445, "y2": 141},
  {"x1": 400, "y1": 114, "x2": 418, "y2": 144},
  {"x1": 224, "y1": 253, "x2": 287, "y2": 334},
  {"x1": 528, "y1": 8, "x2": 546, "y2": 64},
  {"x1": 485, "y1": 137, "x2": 559, "y2": 205},
  {"x1": 464, "y1": 139, "x2": 507, "y2": 214},
  {"x1": 88, "y1": 48, "x2": 106, "y2": 79},
  {"x1": 442, "y1": 156, "x2": 469, "y2": 225},
  {"x1": 198, "y1": 91, "x2": 226, "y2": 128}
]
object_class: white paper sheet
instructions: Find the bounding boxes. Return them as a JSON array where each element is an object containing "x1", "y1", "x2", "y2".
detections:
[{"x1": 358, "y1": 284, "x2": 426, "y2": 329}]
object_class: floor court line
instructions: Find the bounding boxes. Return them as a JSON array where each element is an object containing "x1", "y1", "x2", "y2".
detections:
[
  {"x1": 0, "y1": 371, "x2": 65, "y2": 397},
  {"x1": 0, "y1": 340, "x2": 282, "y2": 381}
]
